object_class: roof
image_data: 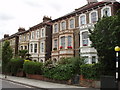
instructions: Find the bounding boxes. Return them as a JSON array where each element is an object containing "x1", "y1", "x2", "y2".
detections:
[
  {"x1": 29, "y1": 21, "x2": 52, "y2": 31},
  {"x1": 52, "y1": 1, "x2": 120, "y2": 22}
]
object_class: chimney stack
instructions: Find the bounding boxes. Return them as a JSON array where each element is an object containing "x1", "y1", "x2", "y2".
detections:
[
  {"x1": 87, "y1": 0, "x2": 98, "y2": 4},
  {"x1": 43, "y1": 16, "x2": 52, "y2": 22},
  {"x1": 18, "y1": 27, "x2": 25, "y2": 32},
  {"x1": 4, "y1": 34, "x2": 9, "y2": 38}
]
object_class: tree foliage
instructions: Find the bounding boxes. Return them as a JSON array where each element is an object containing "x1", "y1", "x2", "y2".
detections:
[
  {"x1": 19, "y1": 50, "x2": 28, "y2": 59},
  {"x1": 89, "y1": 12, "x2": 120, "y2": 75},
  {"x1": 2, "y1": 40, "x2": 13, "y2": 73}
]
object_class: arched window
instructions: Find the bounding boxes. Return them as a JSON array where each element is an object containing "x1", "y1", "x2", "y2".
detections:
[
  {"x1": 103, "y1": 8, "x2": 110, "y2": 16},
  {"x1": 91, "y1": 12, "x2": 97, "y2": 23},
  {"x1": 101, "y1": 6, "x2": 111, "y2": 17},
  {"x1": 69, "y1": 19, "x2": 75, "y2": 29},
  {"x1": 54, "y1": 23, "x2": 58, "y2": 33},
  {"x1": 61, "y1": 21, "x2": 66, "y2": 30},
  {"x1": 80, "y1": 15, "x2": 86, "y2": 25}
]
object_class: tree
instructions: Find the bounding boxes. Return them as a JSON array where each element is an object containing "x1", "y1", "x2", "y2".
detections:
[
  {"x1": 18, "y1": 50, "x2": 28, "y2": 59},
  {"x1": 89, "y1": 12, "x2": 120, "y2": 75},
  {"x1": 2, "y1": 40, "x2": 13, "y2": 73}
]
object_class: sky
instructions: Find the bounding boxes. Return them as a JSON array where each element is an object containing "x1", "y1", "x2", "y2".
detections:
[{"x1": 0, "y1": 0, "x2": 120, "y2": 39}]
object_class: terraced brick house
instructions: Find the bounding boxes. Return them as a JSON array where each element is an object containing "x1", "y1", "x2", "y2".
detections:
[
  {"x1": 51, "y1": 11, "x2": 80, "y2": 62},
  {"x1": 76, "y1": 0, "x2": 120, "y2": 64},
  {"x1": 18, "y1": 27, "x2": 29, "y2": 52},
  {"x1": 28, "y1": 16, "x2": 52, "y2": 63}
]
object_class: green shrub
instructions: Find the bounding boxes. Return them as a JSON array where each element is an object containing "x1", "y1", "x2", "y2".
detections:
[
  {"x1": 23, "y1": 61, "x2": 43, "y2": 75},
  {"x1": 6, "y1": 58, "x2": 24, "y2": 75},
  {"x1": 80, "y1": 63, "x2": 103, "y2": 80},
  {"x1": 43, "y1": 57, "x2": 84, "y2": 80}
]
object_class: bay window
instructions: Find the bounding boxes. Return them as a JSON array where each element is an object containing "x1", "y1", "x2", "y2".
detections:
[
  {"x1": 82, "y1": 32, "x2": 88, "y2": 46},
  {"x1": 34, "y1": 44, "x2": 37, "y2": 53},
  {"x1": 60, "y1": 36, "x2": 65, "y2": 49}
]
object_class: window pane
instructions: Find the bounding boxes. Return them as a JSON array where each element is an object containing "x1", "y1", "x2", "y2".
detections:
[
  {"x1": 32, "y1": 32, "x2": 34, "y2": 39},
  {"x1": 61, "y1": 21, "x2": 66, "y2": 30},
  {"x1": 21, "y1": 46, "x2": 23, "y2": 50},
  {"x1": 68, "y1": 36, "x2": 72, "y2": 46},
  {"x1": 82, "y1": 32, "x2": 88, "y2": 46},
  {"x1": 36, "y1": 31, "x2": 39, "y2": 38},
  {"x1": 34, "y1": 44, "x2": 37, "y2": 53},
  {"x1": 41, "y1": 43, "x2": 44, "y2": 52},
  {"x1": 54, "y1": 39, "x2": 58, "y2": 48},
  {"x1": 80, "y1": 16, "x2": 85, "y2": 25},
  {"x1": 41, "y1": 29, "x2": 44, "y2": 37},
  {"x1": 25, "y1": 46, "x2": 27, "y2": 50},
  {"x1": 61, "y1": 36, "x2": 65, "y2": 48},
  {"x1": 103, "y1": 8, "x2": 110, "y2": 16},
  {"x1": 91, "y1": 12, "x2": 97, "y2": 23},
  {"x1": 92, "y1": 56, "x2": 96, "y2": 64},
  {"x1": 54, "y1": 24, "x2": 58, "y2": 33},
  {"x1": 70, "y1": 19, "x2": 74, "y2": 28},
  {"x1": 30, "y1": 44, "x2": 33, "y2": 52}
]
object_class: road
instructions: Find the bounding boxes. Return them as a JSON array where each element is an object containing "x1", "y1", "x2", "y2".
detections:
[{"x1": 1, "y1": 79, "x2": 43, "y2": 90}]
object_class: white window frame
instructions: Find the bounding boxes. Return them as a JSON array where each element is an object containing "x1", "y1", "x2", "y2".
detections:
[
  {"x1": 60, "y1": 36, "x2": 65, "y2": 49},
  {"x1": 53, "y1": 23, "x2": 58, "y2": 33},
  {"x1": 31, "y1": 31, "x2": 34, "y2": 39},
  {"x1": 67, "y1": 36, "x2": 72, "y2": 46},
  {"x1": 79, "y1": 14, "x2": 86, "y2": 26},
  {"x1": 89, "y1": 10, "x2": 98, "y2": 23},
  {"x1": 34, "y1": 43, "x2": 37, "y2": 53},
  {"x1": 40, "y1": 42, "x2": 44, "y2": 53},
  {"x1": 60, "y1": 21, "x2": 66, "y2": 31},
  {"x1": 82, "y1": 31, "x2": 89, "y2": 46},
  {"x1": 69, "y1": 18, "x2": 75, "y2": 29},
  {"x1": 41, "y1": 28, "x2": 45, "y2": 37},
  {"x1": 36, "y1": 29, "x2": 40, "y2": 39},
  {"x1": 101, "y1": 6, "x2": 111, "y2": 17},
  {"x1": 54, "y1": 39, "x2": 58, "y2": 48},
  {"x1": 30, "y1": 44, "x2": 33, "y2": 53}
]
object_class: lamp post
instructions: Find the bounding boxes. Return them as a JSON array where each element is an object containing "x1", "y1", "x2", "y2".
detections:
[{"x1": 114, "y1": 46, "x2": 120, "y2": 89}]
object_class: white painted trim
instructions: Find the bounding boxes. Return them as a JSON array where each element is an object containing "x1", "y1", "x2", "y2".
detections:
[
  {"x1": 68, "y1": 17, "x2": 75, "y2": 29},
  {"x1": 79, "y1": 14, "x2": 87, "y2": 26},
  {"x1": 101, "y1": 6, "x2": 111, "y2": 17},
  {"x1": 53, "y1": 23, "x2": 59, "y2": 33},
  {"x1": 89, "y1": 10, "x2": 98, "y2": 23},
  {"x1": 60, "y1": 20, "x2": 66, "y2": 31}
]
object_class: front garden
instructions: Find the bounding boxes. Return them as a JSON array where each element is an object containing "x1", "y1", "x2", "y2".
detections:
[{"x1": 3, "y1": 55, "x2": 103, "y2": 88}]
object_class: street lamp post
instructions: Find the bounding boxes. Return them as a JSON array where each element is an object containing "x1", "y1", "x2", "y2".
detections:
[{"x1": 114, "y1": 46, "x2": 120, "y2": 89}]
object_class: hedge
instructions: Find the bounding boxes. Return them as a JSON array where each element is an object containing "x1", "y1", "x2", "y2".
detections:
[
  {"x1": 23, "y1": 61, "x2": 43, "y2": 75},
  {"x1": 43, "y1": 57, "x2": 84, "y2": 80},
  {"x1": 6, "y1": 58, "x2": 24, "y2": 75},
  {"x1": 80, "y1": 63, "x2": 103, "y2": 80}
]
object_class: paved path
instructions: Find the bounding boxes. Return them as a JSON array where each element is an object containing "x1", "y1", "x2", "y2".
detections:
[{"x1": 0, "y1": 74, "x2": 100, "y2": 90}]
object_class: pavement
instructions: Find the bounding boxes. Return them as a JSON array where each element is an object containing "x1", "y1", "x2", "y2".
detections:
[{"x1": 0, "y1": 74, "x2": 100, "y2": 90}]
